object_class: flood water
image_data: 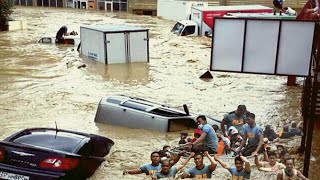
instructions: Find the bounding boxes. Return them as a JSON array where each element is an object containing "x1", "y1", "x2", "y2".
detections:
[{"x1": 0, "y1": 6, "x2": 316, "y2": 179}]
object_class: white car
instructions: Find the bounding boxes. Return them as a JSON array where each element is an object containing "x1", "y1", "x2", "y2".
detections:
[{"x1": 94, "y1": 95, "x2": 221, "y2": 132}]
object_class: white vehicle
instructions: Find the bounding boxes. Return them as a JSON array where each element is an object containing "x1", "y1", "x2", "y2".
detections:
[
  {"x1": 94, "y1": 95, "x2": 221, "y2": 132},
  {"x1": 157, "y1": 0, "x2": 208, "y2": 21},
  {"x1": 172, "y1": 5, "x2": 273, "y2": 37}
]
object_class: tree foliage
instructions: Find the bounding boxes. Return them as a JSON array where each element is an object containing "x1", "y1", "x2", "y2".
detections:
[{"x1": 0, "y1": 0, "x2": 13, "y2": 30}]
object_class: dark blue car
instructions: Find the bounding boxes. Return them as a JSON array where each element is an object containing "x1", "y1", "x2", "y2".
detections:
[{"x1": 0, "y1": 128, "x2": 114, "y2": 180}]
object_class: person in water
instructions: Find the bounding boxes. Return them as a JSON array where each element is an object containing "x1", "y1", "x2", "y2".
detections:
[
  {"x1": 123, "y1": 151, "x2": 161, "y2": 176},
  {"x1": 191, "y1": 115, "x2": 218, "y2": 154},
  {"x1": 151, "y1": 152, "x2": 194, "y2": 179},
  {"x1": 276, "y1": 158, "x2": 309, "y2": 180},
  {"x1": 180, "y1": 151, "x2": 217, "y2": 179},
  {"x1": 255, "y1": 151, "x2": 285, "y2": 172},
  {"x1": 215, "y1": 154, "x2": 251, "y2": 179},
  {"x1": 55, "y1": 26, "x2": 77, "y2": 44}
]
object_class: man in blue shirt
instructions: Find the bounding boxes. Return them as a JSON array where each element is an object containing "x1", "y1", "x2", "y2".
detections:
[
  {"x1": 215, "y1": 154, "x2": 251, "y2": 179},
  {"x1": 221, "y1": 105, "x2": 247, "y2": 136},
  {"x1": 180, "y1": 151, "x2": 217, "y2": 179},
  {"x1": 191, "y1": 115, "x2": 219, "y2": 154},
  {"x1": 236, "y1": 113, "x2": 264, "y2": 156},
  {"x1": 152, "y1": 152, "x2": 194, "y2": 179},
  {"x1": 123, "y1": 151, "x2": 161, "y2": 175}
]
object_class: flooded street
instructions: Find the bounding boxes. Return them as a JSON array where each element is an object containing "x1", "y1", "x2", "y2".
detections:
[{"x1": 0, "y1": 6, "x2": 311, "y2": 179}]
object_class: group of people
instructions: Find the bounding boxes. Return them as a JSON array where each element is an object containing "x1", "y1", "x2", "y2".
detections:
[{"x1": 122, "y1": 105, "x2": 308, "y2": 179}]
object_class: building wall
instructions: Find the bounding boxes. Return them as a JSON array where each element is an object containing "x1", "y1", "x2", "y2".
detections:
[{"x1": 15, "y1": 0, "x2": 307, "y2": 14}]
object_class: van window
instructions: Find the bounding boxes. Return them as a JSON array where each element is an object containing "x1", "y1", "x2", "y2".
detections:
[
  {"x1": 149, "y1": 108, "x2": 186, "y2": 117},
  {"x1": 171, "y1": 22, "x2": 185, "y2": 34},
  {"x1": 181, "y1": 26, "x2": 195, "y2": 36},
  {"x1": 122, "y1": 100, "x2": 153, "y2": 111}
]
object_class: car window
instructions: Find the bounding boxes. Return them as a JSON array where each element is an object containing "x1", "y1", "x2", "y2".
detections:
[
  {"x1": 106, "y1": 97, "x2": 122, "y2": 105},
  {"x1": 12, "y1": 131, "x2": 89, "y2": 153},
  {"x1": 122, "y1": 100, "x2": 153, "y2": 111},
  {"x1": 181, "y1": 26, "x2": 195, "y2": 36},
  {"x1": 149, "y1": 107, "x2": 186, "y2": 117}
]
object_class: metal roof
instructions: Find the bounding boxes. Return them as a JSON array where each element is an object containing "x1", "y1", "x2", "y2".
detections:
[
  {"x1": 80, "y1": 24, "x2": 148, "y2": 32},
  {"x1": 193, "y1": 5, "x2": 273, "y2": 11}
]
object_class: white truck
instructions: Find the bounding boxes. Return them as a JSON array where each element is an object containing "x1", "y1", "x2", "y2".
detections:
[
  {"x1": 157, "y1": 0, "x2": 208, "y2": 21},
  {"x1": 171, "y1": 5, "x2": 273, "y2": 36}
]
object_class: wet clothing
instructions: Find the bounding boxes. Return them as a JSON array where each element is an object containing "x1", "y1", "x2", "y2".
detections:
[
  {"x1": 202, "y1": 124, "x2": 218, "y2": 153},
  {"x1": 241, "y1": 124, "x2": 263, "y2": 156},
  {"x1": 229, "y1": 166, "x2": 250, "y2": 180},
  {"x1": 140, "y1": 163, "x2": 161, "y2": 175},
  {"x1": 56, "y1": 26, "x2": 68, "y2": 39},
  {"x1": 243, "y1": 124, "x2": 263, "y2": 147},
  {"x1": 154, "y1": 167, "x2": 178, "y2": 179},
  {"x1": 282, "y1": 169, "x2": 299, "y2": 180},
  {"x1": 263, "y1": 129, "x2": 278, "y2": 141},
  {"x1": 241, "y1": 145, "x2": 264, "y2": 156},
  {"x1": 224, "y1": 112, "x2": 246, "y2": 135},
  {"x1": 187, "y1": 165, "x2": 214, "y2": 178},
  {"x1": 260, "y1": 161, "x2": 285, "y2": 172},
  {"x1": 273, "y1": 0, "x2": 284, "y2": 9},
  {"x1": 289, "y1": 128, "x2": 300, "y2": 136}
]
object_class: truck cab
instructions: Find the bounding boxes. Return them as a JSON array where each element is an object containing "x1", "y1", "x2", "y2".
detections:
[{"x1": 171, "y1": 20, "x2": 199, "y2": 36}]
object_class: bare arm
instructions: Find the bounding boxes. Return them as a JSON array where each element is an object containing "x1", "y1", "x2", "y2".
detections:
[
  {"x1": 170, "y1": 151, "x2": 184, "y2": 166},
  {"x1": 192, "y1": 132, "x2": 207, "y2": 146},
  {"x1": 123, "y1": 168, "x2": 143, "y2": 175},
  {"x1": 204, "y1": 151, "x2": 217, "y2": 171},
  {"x1": 240, "y1": 155, "x2": 251, "y2": 173},
  {"x1": 252, "y1": 134, "x2": 264, "y2": 156},
  {"x1": 297, "y1": 170, "x2": 309, "y2": 180},
  {"x1": 263, "y1": 150, "x2": 269, "y2": 161},
  {"x1": 255, "y1": 154, "x2": 262, "y2": 168},
  {"x1": 277, "y1": 170, "x2": 283, "y2": 180},
  {"x1": 176, "y1": 152, "x2": 194, "y2": 171},
  {"x1": 214, "y1": 154, "x2": 230, "y2": 171},
  {"x1": 238, "y1": 133, "x2": 247, "y2": 151}
]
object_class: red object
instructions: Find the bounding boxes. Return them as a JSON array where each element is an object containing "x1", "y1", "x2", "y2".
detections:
[
  {"x1": 202, "y1": 8, "x2": 273, "y2": 30},
  {"x1": 194, "y1": 128, "x2": 202, "y2": 135},
  {"x1": 39, "y1": 157, "x2": 80, "y2": 170},
  {"x1": 0, "y1": 148, "x2": 4, "y2": 161}
]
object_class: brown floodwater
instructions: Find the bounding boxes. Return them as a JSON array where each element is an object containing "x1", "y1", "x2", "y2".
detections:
[{"x1": 0, "y1": 6, "x2": 317, "y2": 179}]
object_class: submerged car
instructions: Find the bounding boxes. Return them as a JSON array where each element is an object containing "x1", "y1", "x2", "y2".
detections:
[
  {"x1": 0, "y1": 128, "x2": 114, "y2": 180},
  {"x1": 94, "y1": 95, "x2": 221, "y2": 132}
]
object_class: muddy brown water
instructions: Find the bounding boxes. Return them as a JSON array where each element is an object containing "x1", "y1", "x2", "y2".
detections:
[{"x1": 0, "y1": 6, "x2": 317, "y2": 179}]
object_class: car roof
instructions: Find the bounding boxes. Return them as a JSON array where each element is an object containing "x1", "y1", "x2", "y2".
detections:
[{"x1": 7, "y1": 128, "x2": 90, "y2": 153}]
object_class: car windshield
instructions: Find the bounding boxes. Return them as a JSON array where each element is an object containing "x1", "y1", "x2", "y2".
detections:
[
  {"x1": 171, "y1": 22, "x2": 185, "y2": 35},
  {"x1": 12, "y1": 130, "x2": 89, "y2": 153}
]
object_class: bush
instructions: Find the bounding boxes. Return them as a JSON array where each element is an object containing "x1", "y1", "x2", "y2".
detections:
[{"x1": 0, "y1": 0, "x2": 14, "y2": 31}]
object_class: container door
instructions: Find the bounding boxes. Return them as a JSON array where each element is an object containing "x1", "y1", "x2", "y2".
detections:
[
  {"x1": 128, "y1": 31, "x2": 148, "y2": 62},
  {"x1": 106, "y1": 33, "x2": 126, "y2": 64}
]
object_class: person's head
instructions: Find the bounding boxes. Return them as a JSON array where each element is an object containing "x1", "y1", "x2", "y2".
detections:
[
  {"x1": 268, "y1": 151, "x2": 277, "y2": 166},
  {"x1": 284, "y1": 158, "x2": 295, "y2": 171},
  {"x1": 280, "y1": 149, "x2": 290, "y2": 163},
  {"x1": 193, "y1": 153, "x2": 204, "y2": 167},
  {"x1": 160, "y1": 160, "x2": 171, "y2": 174},
  {"x1": 212, "y1": 125, "x2": 219, "y2": 132},
  {"x1": 228, "y1": 126, "x2": 236, "y2": 136},
  {"x1": 196, "y1": 115, "x2": 207, "y2": 129},
  {"x1": 283, "y1": 126, "x2": 289, "y2": 132},
  {"x1": 158, "y1": 150, "x2": 171, "y2": 161},
  {"x1": 234, "y1": 156, "x2": 244, "y2": 171},
  {"x1": 291, "y1": 122, "x2": 297, "y2": 128},
  {"x1": 265, "y1": 125, "x2": 272, "y2": 131},
  {"x1": 150, "y1": 151, "x2": 160, "y2": 165},
  {"x1": 246, "y1": 113, "x2": 256, "y2": 127},
  {"x1": 180, "y1": 131, "x2": 188, "y2": 139},
  {"x1": 235, "y1": 105, "x2": 247, "y2": 117},
  {"x1": 163, "y1": 145, "x2": 171, "y2": 151}
]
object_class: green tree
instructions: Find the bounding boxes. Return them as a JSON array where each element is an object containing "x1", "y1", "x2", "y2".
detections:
[{"x1": 0, "y1": 0, "x2": 14, "y2": 31}]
